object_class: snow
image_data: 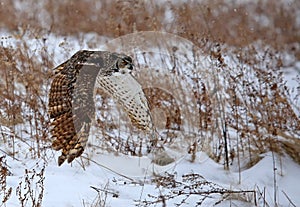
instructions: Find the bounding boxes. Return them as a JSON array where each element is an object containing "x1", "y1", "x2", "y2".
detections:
[
  {"x1": 1, "y1": 30, "x2": 299, "y2": 206},
  {"x1": 282, "y1": 64, "x2": 300, "y2": 116},
  {"x1": 4, "y1": 151, "x2": 300, "y2": 206}
]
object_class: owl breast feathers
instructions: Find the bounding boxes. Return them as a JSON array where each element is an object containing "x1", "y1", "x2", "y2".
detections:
[{"x1": 48, "y1": 50, "x2": 154, "y2": 166}]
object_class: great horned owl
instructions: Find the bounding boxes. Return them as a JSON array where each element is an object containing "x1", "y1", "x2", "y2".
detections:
[{"x1": 48, "y1": 50, "x2": 154, "y2": 166}]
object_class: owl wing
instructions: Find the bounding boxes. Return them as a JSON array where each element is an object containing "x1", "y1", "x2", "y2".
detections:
[
  {"x1": 48, "y1": 51, "x2": 100, "y2": 166},
  {"x1": 49, "y1": 50, "x2": 155, "y2": 165},
  {"x1": 96, "y1": 74, "x2": 154, "y2": 132}
]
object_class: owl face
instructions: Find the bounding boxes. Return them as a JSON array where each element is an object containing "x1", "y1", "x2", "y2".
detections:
[{"x1": 114, "y1": 55, "x2": 133, "y2": 75}]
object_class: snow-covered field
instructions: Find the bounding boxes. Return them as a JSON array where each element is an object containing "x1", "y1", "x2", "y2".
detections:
[
  {"x1": 0, "y1": 30, "x2": 299, "y2": 207},
  {"x1": 4, "y1": 149, "x2": 300, "y2": 207}
]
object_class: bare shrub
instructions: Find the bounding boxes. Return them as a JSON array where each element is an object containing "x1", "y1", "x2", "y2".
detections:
[
  {"x1": 0, "y1": 36, "x2": 52, "y2": 160},
  {"x1": 0, "y1": 156, "x2": 12, "y2": 205},
  {"x1": 138, "y1": 172, "x2": 256, "y2": 206},
  {"x1": 16, "y1": 165, "x2": 45, "y2": 207}
]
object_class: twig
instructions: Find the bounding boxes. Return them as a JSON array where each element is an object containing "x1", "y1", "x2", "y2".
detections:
[
  {"x1": 281, "y1": 190, "x2": 296, "y2": 207},
  {"x1": 90, "y1": 186, "x2": 119, "y2": 198},
  {"x1": 0, "y1": 149, "x2": 21, "y2": 162},
  {"x1": 81, "y1": 155, "x2": 140, "y2": 184}
]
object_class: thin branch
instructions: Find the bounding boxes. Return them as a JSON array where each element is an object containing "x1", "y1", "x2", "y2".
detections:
[{"x1": 281, "y1": 190, "x2": 296, "y2": 207}]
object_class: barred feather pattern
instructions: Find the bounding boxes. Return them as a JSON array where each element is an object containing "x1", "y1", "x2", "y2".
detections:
[
  {"x1": 96, "y1": 74, "x2": 154, "y2": 132},
  {"x1": 48, "y1": 50, "x2": 154, "y2": 166}
]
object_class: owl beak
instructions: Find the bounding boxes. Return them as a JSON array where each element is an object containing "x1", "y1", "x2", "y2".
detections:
[
  {"x1": 128, "y1": 64, "x2": 133, "y2": 70},
  {"x1": 113, "y1": 62, "x2": 134, "y2": 74}
]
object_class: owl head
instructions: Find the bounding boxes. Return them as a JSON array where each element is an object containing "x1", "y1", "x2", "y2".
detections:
[
  {"x1": 113, "y1": 54, "x2": 134, "y2": 75},
  {"x1": 64, "y1": 51, "x2": 134, "y2": 76}
]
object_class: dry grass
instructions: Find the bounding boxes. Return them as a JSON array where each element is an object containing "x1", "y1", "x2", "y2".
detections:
[
  {"x1": 0, "y1": 0, "x2": 299, "y2": 206},
  {"x1": 1, "y1": 0, "x2": 299, "y2": 48},
  {"x1": 0, "y1": 156, "x2": 12, "y2": 205},
  {"x1": 16, "y1": 165, "x2": 45, "y2": 207},
  {"x1": 0, "y1": 43, "x2": 51, "y2": 160},
  {"x1": 0, "y1": 0, "x2": 298, "y2": 170},
  {"x1": 140, "y1": 172, "x2": 256, "y2": 206}
]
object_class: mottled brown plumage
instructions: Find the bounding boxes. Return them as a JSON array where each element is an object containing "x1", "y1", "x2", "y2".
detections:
[{"x1": 48, "y1": 50, "x2": 154, "y2": 166}]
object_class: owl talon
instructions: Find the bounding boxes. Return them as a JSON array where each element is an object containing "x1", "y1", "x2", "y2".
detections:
[{"x1": 149, "y1": 148, "x2": 175, "y2": 166}]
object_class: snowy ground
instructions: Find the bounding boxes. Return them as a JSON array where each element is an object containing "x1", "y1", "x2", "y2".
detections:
[
  {"x1": 1, "y1": 31, "x2": 300, "y2": 207},
  {"x1": 4, "y1": 150, "x2": 300, "y2": 206}
]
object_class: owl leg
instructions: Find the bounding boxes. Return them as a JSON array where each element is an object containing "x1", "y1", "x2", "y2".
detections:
[
  {"x1": 149, "y1": 148, "x2": 175, "y2": 166},
  {"x1": 146, "y1": 130, "x2": 160, "y2": 153},
  {"x1": 147, "y1": 131, "x2": 175, "y2": 166}
]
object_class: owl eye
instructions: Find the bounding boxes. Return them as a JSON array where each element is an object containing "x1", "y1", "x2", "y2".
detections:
[
  {"x1": 118, "y1": 58, "x2": 132, "y2": 68},
  {"x1": 118, "y1": 60, "x2": 126, "y2": 69},
  {"x1": 123, "y1": 56, "x2": 132, "y2": 63}
]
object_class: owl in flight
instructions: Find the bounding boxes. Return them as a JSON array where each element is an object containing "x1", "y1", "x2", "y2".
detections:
[{"x1": 48, "y1": 50, "x2": 155, "y2": 166}]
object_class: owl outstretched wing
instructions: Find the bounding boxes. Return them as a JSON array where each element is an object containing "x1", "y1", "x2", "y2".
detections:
[
  {"x1": 48, "y1": 50, "x2": 154, "y2": 166},
  {"x1": 48, "y1": 50, "x2": 104, "y2": 165},
  {"x1": 96, "y1": 74, "x2": 154, "y2": 132}
]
